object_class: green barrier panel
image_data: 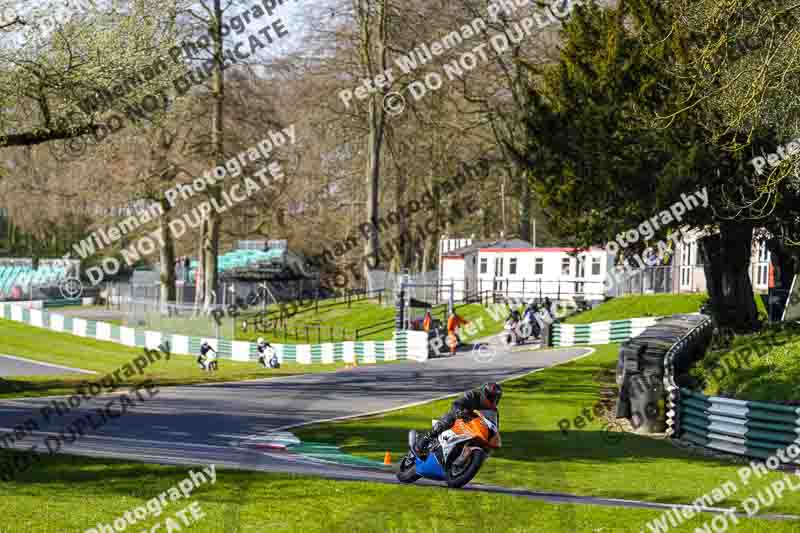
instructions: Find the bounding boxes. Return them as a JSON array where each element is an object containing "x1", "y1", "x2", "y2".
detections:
[
  {"x1": 675, "y1": 389, "x2": 800, "y2": 461},
  {"x1": 333, "y1": 343, "x2": 344, "y2": 362},
  {"x1": 375, "y1": 342, "x2": 385, "y2": 362},
  {"x1": 354, "y1": 341, "x2": 365, "y2": 363},
  {"x1": 310, "y1": 344, "x2": 322, "y2": 364},
  {"x1": 282, "y1": 344, "x2": 297, "y2": 362},
  {"x1": 217, "y1": 339, "x2": 233, "y2": 358}
]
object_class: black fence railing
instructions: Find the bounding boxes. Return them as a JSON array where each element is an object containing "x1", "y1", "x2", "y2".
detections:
[{"x1": 355, "y1": 317, "x2": 395, "y2": 339}]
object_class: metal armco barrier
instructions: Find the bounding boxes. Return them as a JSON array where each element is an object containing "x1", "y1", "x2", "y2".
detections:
[
  {"x1": 662, "y1": 314, "x2": 715, "y2": 438},
  {"x1": 615, "y1": 314, "x2": 713, "y2": 434},
  {"x1": 614, "y1": 312, "x2": 800, "y2": 464},
  {"x1": 677, "y1": 389, "x2": 800, "y2": 464}
]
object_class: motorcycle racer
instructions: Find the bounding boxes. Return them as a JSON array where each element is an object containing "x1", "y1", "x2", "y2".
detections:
[{"x1": 414, "y1": 382, "x2": 502, "y2": 457}]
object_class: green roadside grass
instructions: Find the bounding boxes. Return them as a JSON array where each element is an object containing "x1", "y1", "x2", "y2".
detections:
[
  {"x1": 0, "y1": 318, "x2": 351, "y2": 399},
  {"x1": 235, "y1": 299, "x2": 396, "y2": 343},
  {"x1": 57, "y1": 298, "x2": 519, "y2": 345},
  {"x1": 0, "y1": 452, "x2": 795, "y2": 532},
  {"x1": 295, "y1": 344, "x2": 800, "y2": 517},
  {"x1": 563, "y1": 293, "x2": 707, "y2": 324},
  {"x1": 234, "y1": 299, "x2": 517, "y2": 345},
  {"x1": 693, "y1": 322, "x2": 800, "y2": 401}
]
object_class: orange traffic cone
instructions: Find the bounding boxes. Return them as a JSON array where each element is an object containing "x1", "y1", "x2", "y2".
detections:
[{"x1": 383, "y1": 451, "x2": 392, "y2": 465}]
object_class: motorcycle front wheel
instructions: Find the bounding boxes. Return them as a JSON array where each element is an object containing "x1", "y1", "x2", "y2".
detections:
[
  {"x1": 446, "y1": 449, "x2": 486, "y2": 488},
  {"x1": 396, "y1": 454, "x2": 421, "y2": 483}
]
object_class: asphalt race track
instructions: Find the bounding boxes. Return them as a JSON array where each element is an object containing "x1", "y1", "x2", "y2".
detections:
[
  {"x1": 0, "y1": 354, "x2": 96, "y2": 376},
  {"x1": 0, "y1": 342, "x2": 797, "y2": 521},
  {"x1": 0, "y1": 342, "x2": 586, "y2": 450}
]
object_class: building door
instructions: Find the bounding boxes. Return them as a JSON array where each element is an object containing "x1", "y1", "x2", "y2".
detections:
[
  {"x1": 575, "y1": 256, "x2": 585, "y2": 294},
  {"x1": 679, "y1": 241, "x2": 695, "y2": 291},
  {"x1": 754, "y1": 240, "x2": 770, "y2": 290},
  {"x1": 493, "y1": 257, "x2": 504, "y2": 291}
]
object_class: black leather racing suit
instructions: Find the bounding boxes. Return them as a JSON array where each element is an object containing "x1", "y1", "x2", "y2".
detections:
[{"x1": 430, "y1": 389, "x2": 497, "y2": 439}]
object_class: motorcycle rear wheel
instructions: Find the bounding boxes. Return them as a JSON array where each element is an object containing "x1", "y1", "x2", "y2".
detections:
[
  {"x1": 396, "y1": 454, "x2": 421, "y2": 483},
  {"x1": 446, "y1": 449, "x2": 486, "y2": 488}
]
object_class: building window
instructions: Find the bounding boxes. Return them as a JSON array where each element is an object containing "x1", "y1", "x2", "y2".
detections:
[
  {"x1": 480, "y1": 258, "x2": 487, "y2": 274},
  {"x1": 682, "y1": 242, "x2": 693, "y2": 266},
  {"x1": 495, "y1": 257, "x2": 504, "y2": 277},
  {"x1": 755, "y1": 241, "x2": 770, "y2": 286},
  {"x1": 509, "y1": 257, "x2": 517, "y2": 275},
  {"x1": 758, "y1": 241, "x2": 769, "y2": 262},
  {"x1": 757, "y1": 264, "x2": 768, "y2": 286},
  {"x1": 534, "y1": 258, "x2": 543, "y2": 275},
  {"x1": 561, "y1": 258, "x2": 570, "y2": 277},
  {"x1": 591, "y1": 257, "x2": 601, "y2": 275}
]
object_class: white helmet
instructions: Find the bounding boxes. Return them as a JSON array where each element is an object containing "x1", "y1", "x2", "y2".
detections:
[{"x1": 257, "y1": 337, "x2": 265, "y2": 344}]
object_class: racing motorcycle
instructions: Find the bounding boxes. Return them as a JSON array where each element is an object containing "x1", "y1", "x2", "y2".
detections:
[
  {"x1": 504, "y1": 309, "x2": 547, "y2": 346},
  {"x1": 397, "y1": 409, "x2": 501, "y2": 488}
]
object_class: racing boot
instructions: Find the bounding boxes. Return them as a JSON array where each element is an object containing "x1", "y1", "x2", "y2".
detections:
[
  {"x1": 414, "y1": 420, "x2": 446, "y2": 457},
  {"x1": 413, "y1": 432, "x2": 434, "y2": 458}
]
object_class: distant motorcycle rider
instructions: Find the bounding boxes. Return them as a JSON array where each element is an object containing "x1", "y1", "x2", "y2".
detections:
[
  {"x1": 198, "y1": 341, "x2": 217, "y2": 372},
  {"x1": 522, "y1": 303, "x2": 541, "y2": 338},
  {"x1": 506, "y1": 308, "x2": 522, "y2": 344},
  {"x1": 256, "y1": 337, "x2": 270, "y2": 366},
  {"x1": 414, "y1": 382, "x2": 503, "y2": 457},
  {"x1": 256, "y1": 338, "x2": 280, "y2": 369}
]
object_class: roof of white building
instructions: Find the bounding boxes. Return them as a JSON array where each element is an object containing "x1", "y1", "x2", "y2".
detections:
[
  {"x1": 442, "y1": 238, "x2": 607, "y2": 258},
  {"x1": 442, "y1": 238, "x2": 533, "y2": 257}
]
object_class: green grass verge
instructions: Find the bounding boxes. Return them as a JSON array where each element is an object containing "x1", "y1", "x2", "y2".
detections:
[
  {"x1": 693, "y1": 323, "x2": 800, "y2": 401},
  {"x1": 234, "y1": 299, "x2": 517, "y2": 345},
  {"x1": 87, "y1": 298, "x2": 523, "y2": 345},
  {"x1": 233, "y1": 299, "x2": 520, "y2": 345},
  {"x1": 0, "y1": 451, "x2": 794, "y2": 532},
  {"x1": 295, "y1": 344, "x2": 800, "y2": 517},
  {"x1": 0, "y1": 318, "x2": 351, "y2": 398},
  {"x1": 563, "y1": 294, "x2": 707, "y2": 324},
  {"x1": 235, "y1": 299, "x2": 396, "y2": 343}
]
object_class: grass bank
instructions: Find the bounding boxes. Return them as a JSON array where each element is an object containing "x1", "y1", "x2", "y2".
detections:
[
  {"x1": 563, "y1": 293, "x2": 707, "y2": 324},
  {"x1": 0, "y1": 449, "x2": 794, "y2": 532},
  {"x1": 0, "y1": 318, "x2": 350, "y2": 398},
  {"x1": 693, "y1": 322, "x2": 800, "y2": 401},
  {"x1": 296, "y1": 344, "x2": 800, "y2": 517},
  {"x1": 63, "y1": 298, "x2": 527, "y2": 345}
]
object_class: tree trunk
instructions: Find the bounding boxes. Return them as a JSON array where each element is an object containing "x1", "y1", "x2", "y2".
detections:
[
  {"x1": 202, "y1": 211, "x2": 220, "y2": 307},
  {"x1": 699, "y1": 222, "x2": 760, "y2": 333},
  {"x1": 203, "y1": 0, "x2": 224, "y2": 311},
  {"x1": 395, "y1": 163, "x2": 407, "y2": 271},
  {"x1": 159, "y1": 198, "x2": 176, "y2": 307},
  {"x1": 194, "y1": 219, "x2": 207, "y2": 311},
  {"x1": 518, "y1": 168, "x2": 531, "y2": 242},
  {"x1": 358, "y1": 0, "x2": 388, "y2": 279},
  {"x1": 364, "y1": 91, "x2": 385, "y2": 278},
  {"x1": 422, "y1": 235, "x2": 436, "y2": 274}
]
